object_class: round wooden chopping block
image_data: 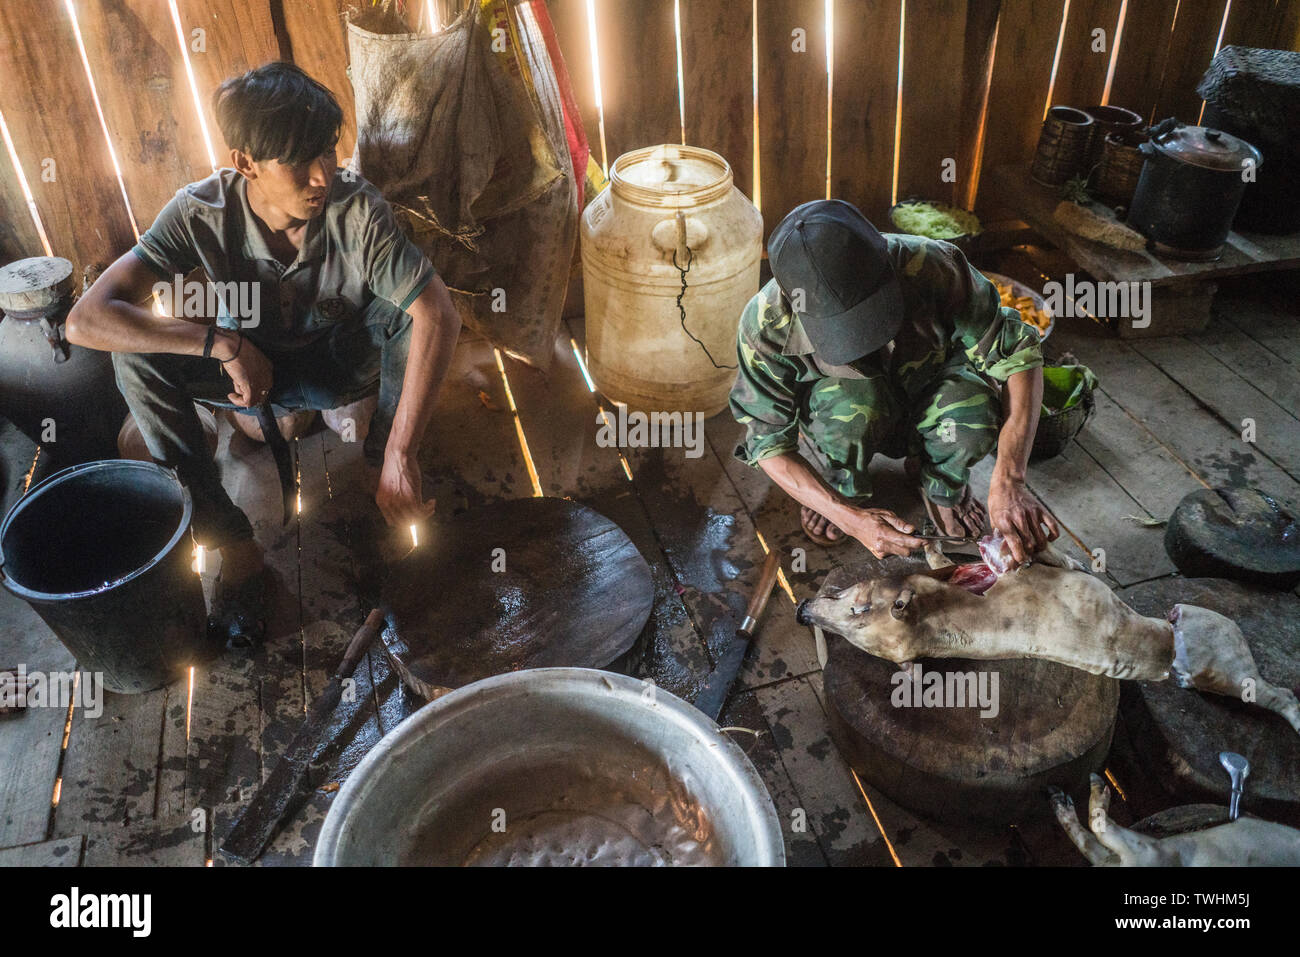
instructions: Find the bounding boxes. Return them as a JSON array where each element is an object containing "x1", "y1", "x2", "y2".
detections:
[
  {"x1": 379, "y1": 497, "x2": 654, "y2": 698},
  {"x1": 820, "y1": 557, "x2": 1119, "y2": 823},
  {"x1": 1118, "y1": 577, "x2": 1300, "y2": 824},
  {"x1": 1164, "y1": 487, "x2": 1300, "y2": 589}
]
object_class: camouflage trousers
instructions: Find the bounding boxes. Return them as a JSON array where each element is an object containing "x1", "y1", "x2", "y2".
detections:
[{"x1": 799, "y1": 365, "x2": 1001, "y2": 506}]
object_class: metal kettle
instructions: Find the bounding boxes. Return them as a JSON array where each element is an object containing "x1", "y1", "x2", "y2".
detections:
[{"x1": 1127, "y1": 118, "x2": 1263, "y2": 260}]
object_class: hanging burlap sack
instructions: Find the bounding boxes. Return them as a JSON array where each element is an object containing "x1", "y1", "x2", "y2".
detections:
[{"x1": 348, "y1": 0, "x2": 577, "y2": 369}]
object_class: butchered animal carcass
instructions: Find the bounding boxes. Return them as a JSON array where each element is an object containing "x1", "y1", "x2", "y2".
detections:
[{"x1": 794, "y1": 543, "x2": 1300, "y2": 734}]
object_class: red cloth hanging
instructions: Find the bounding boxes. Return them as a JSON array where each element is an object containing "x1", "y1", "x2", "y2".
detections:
[{"x1": 530, "y1": 0, "x2": 590, "y2": 210}]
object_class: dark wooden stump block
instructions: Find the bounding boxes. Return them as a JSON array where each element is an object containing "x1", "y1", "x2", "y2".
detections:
[
  {"x1": 1118, "y1": 577, "x2": 1300, "y2": 825},
  {"x1": 1164, "y1": 487, "x2": 1300, "y2": 590},
  {"x1": 819, "y1": 558, "x2": 1119, "y2": 824}
]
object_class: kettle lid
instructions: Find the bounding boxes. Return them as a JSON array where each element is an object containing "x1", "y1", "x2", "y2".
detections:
[{"x1": 1150, "y1": 123, "x2": 1262, "y2": 172}]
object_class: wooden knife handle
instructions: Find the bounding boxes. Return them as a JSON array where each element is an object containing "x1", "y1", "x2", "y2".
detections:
[
  {"x1": 336, "y1": 608, "x2": 386, "y2": 680},
  {"x1": 740, "y1": 549, "x2": 782, "y2": 634}
]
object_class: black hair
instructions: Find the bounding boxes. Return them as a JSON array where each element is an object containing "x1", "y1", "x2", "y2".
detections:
[{"x1": 212, "y1": 62, "x2": 342, "y2": 166}]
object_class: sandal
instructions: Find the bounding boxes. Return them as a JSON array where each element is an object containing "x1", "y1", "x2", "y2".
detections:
[
  {"x1": 920, "y1": 484, "x2": 988, "y2": 540},
  {"x1": 800, "y1": 506, "x2": 851, "y2": 548},
  {"x1": 209, "y1": 567, "x2": 269, "y2": 649}
]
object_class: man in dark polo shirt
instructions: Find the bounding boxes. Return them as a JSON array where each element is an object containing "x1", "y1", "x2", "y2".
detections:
[{"x1": 67, "y1": 63, "x2": 461, "y2": 644}]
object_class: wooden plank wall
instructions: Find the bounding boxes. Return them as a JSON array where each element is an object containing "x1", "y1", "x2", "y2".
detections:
[
  {"x1": 1, "y1": 0, "x2": 1299, "y2": 271},
  {"x1": 830, "y1": 0, "x2": 900, "y2": 225}
]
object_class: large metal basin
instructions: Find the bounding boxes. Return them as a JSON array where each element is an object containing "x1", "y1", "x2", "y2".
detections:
[{"x1": 314, "y1": 668, "x2": 785, "y2": 866}]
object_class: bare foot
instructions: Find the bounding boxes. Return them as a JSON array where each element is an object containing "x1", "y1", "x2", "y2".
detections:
[
  {"x1": 220, "y1": 539, "x2": 265, "y2": 586},
  {"x1": 801, "y1": 506, "x2": 848, "y2": 546},
  {"x1": 926, "y1": 488, "x2": 988, "y2": 538}
]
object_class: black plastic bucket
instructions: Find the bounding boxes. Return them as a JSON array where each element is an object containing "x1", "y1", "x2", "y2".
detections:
[{"x1": 0, "y1": 460, "x2": 218, "y2": 693}]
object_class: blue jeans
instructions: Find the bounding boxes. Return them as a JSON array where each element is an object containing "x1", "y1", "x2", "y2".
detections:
[{"x1": 113, "y1": 297, "x2": 411, "y2": 547}]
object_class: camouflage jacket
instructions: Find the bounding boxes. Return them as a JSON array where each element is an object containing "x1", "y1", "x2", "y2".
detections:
[{"x1": 729, "y1": 234, "x2": 1043, "y2": 467}]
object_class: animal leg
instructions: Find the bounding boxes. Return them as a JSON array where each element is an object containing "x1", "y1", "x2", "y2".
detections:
[
  {"x1": 1171, "y1": 604, "x2": 1300, "y2": 736},
  {"x1": 1032, "y1": 541, "x2": 1086, "y2": 572},
  {"x1": 1255, "y1": 682, "x2": 1300, "y2": 735},
  {"x1": 923, "y1": 540, "x2": 954, "y2": 570},
  {"x1": 1087, "y1": 774, "x2": 1162, "y2": 866},
  {"x1": 1047, "y1": 786, "x2": 1117, "y2": 866}
]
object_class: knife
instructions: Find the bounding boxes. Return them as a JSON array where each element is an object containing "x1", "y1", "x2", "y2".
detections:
[
  {"x1": 254, "y1": 400, "x2": 298, "y2": 525},
  {"x1": 694, "y1": 549, "x2": 782, "y2": 723},
  {"x1": 912, "y1": 533, "x2": 983, "y2": 545},
  {"x1": 221, "y1": 608, "x2": 386, "y2": 864}
]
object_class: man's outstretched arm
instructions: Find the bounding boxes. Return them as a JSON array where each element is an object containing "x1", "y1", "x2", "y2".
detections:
[
  {"x1": 376, "y1": 274, "x2": 461, "y2": 527},
  {"x1": 987, "y1": 366, "x2": 1059, "y2": 564},
  {"x1": 66, "y1": 252, "x2": 271, "y2": 406}
]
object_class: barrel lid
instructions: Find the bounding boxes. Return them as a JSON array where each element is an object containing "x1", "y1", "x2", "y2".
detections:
[
  {"x1": 0, "y1": 256, "x2": 74, "y2": 317},
  {"x1": 1149, "y1": 124, "x2": 1262, "y2": 171}
]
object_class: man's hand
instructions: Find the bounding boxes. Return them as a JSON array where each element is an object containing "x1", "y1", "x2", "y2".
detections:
[
  {"x1": 987, "y1": 476, "x2": 1059, "y2": 565},
  {"x1": 220, "y1": 334, "x2": 273, "y2": 407},
  {"x1": 838, "y1": 506, "x2": 926, "y2": 559},
  {"x1": 376, "y1": 452, "x2": 437, "y2": 528}
]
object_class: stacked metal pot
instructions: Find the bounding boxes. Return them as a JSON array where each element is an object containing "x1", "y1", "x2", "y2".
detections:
[{"x1": 1031, "y1": 102, "x2": 1265, "y2": 260}]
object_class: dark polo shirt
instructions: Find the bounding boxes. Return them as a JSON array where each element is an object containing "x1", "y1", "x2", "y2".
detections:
[{"x1": 132, "y1": 168, "x2": 435, "y2": 349}]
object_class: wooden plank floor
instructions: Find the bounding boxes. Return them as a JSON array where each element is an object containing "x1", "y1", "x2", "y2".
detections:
[{"x1": 2, "y1": 285, "x2": 1297, "y2": 867}]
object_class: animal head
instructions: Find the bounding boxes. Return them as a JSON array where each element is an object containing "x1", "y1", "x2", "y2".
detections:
[{"x1": 795, "y1": 574, "x2": 937, "y2": 663}]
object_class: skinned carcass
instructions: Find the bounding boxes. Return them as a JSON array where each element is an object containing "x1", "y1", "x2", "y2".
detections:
[
  {"x1": 794, "y1": 542, "x2": 1300, "y2": 734},
  {"x1": 1049, "y1": 774, "x2": 1300, "y2": 866}
]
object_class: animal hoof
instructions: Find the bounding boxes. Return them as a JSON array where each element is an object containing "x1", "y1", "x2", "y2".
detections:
[{"x1": 1046, "y1": 785, "x2": 1071, "y2": 809}]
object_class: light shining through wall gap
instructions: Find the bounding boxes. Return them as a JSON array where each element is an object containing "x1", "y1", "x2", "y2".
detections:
[
  {"x1": 0, "y1": 109, "x2": 53, "y2": 255},
  {"x1": 890, "y1": 0, "x2": 905, "y2": 207},
  {"x1": 169, "y1": 0, "x2": 219, "y2": 171},
  {"x1": 1100, "y1": 0, "x2": 1129, "y2": 105},
  {"x1": 825, "y1": 0, "x2": 834, "y2": 199},
  {"x1": 1198, "y1": 0, "x2": 1232, "y2": 124},
  {"x1": 1042, "y1": 0, "x2": 1072, "y2": 121},
  {"x1": 674, "y1": 0, "x2": 686, "y2": 145},
  {"x1": 63, "y1": 0, "x2": 140, "y2": 240},
  {"x1": 585, "y1": 0, "x2": 609, "y2": 177}
]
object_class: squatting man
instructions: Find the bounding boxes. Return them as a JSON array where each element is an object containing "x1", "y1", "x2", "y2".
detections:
[
  {"x1": 68, "y1": 63, "x2": 461, "y2": 645},
  {"x1": 730, "y1": 199, "x2": 1058, "y2": 563}
]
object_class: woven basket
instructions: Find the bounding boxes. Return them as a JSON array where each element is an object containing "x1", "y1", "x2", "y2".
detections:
[
  {"x1": 1197, "y1": 46, "x2": 1300, "y2": 146},
  {"x1": 1031, "y1": 107, "x2": 1094, "y2": 186},
  {"x1": 1031, "y1": 364, "x2": 1097, "y2": 461},
  {"x1": 1092, "y1": 132, "x2": 1147, "y2": 208}
]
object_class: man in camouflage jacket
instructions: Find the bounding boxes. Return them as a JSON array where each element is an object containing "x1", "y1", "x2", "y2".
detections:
[{"x1": 729, "y1": 200, "x2": 1058, "y2": 563}]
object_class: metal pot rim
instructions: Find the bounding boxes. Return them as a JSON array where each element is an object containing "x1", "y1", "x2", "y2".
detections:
[
  {"x1": 0, "y1": 459, "x2": 194, "y2": 602},
  {"x1": 313, "y1": 667, "x2": 787, "y2": 866}
]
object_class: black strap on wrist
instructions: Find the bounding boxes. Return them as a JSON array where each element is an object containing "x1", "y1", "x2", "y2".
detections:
[
  {"x1": 202, "y1": 323, "x2": 217, "y2": 359},
  {"x1": 218, "y1": 331, "x2": 243, "y2": 364}
]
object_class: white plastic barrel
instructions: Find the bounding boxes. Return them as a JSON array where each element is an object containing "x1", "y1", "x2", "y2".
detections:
[{"x1": 580, "y1": 145, "x2": 763, "y2": 415}]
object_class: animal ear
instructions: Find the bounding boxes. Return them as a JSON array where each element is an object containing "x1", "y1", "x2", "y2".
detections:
[{"x1": 890, "y1": 585, "x2": 914, "y2": 621}]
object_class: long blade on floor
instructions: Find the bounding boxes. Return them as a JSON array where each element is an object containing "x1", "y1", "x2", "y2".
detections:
[
  {"x1": 255, "y1": 401, "x2": 298, "y2": 526},
  {"x1": 694, "y1": 549, "x2": 782, "y2": 723},
  {"x1": 221, "y1": 609, "x2": 385, "y2": 864}
]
